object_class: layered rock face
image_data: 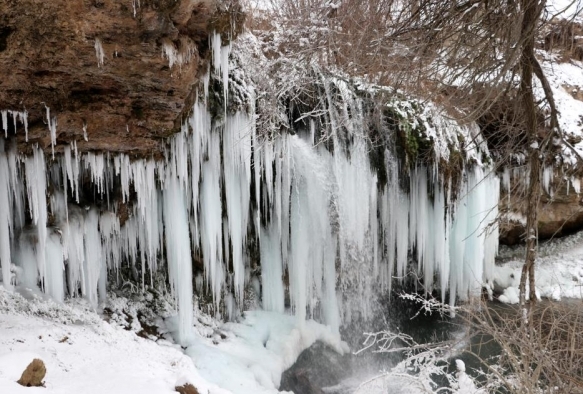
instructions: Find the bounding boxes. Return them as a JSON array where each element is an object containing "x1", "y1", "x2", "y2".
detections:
[
  {"x1": 500, "y1": 181, "x2": 583, "y2": 245},
  {"x1": 0, "y1": 0, "x2": 220, "y2": 155}
]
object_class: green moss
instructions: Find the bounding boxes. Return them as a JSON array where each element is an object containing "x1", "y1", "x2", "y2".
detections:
[
  {"x1": 207, "y1": 79, "x2": 225, "y2": 123},
  {"x1": 368, "y1": 141, "x2": 388, "y2": 188},
  {"x1": 384, "y1": 100, "x2": 432, "y2": 169}
]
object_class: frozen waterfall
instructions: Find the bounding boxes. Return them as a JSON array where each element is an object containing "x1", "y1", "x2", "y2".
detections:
[{"x1": 0, "y1": 38, "x2": 500, "y2": 340}]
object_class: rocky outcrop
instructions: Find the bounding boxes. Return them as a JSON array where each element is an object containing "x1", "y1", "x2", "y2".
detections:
[
  {"x1": 500, "y1": 180, "x2": 583, "y2": 245},
  {"x1": 0, "y1": 0, "x2": 241, "y2": 156}
]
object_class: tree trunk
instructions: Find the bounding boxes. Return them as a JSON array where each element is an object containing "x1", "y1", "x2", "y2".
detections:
[{"x1": 518, "y1": 0, "x2": 543, "y2": 306}]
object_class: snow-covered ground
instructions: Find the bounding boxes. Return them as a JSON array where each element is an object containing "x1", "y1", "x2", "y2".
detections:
[
  {"x1": 0, "y1": 287, "x2": 214, "y2": 394},
  {"x1": 492, "y1": 231, "x2": 583, "y2": 303},
  {"x1": 0, "y1": 287, "x2": 346, "y2": 394},
  {"x1": 537, "y1": 53, "x2": 583, "y2": 166}
]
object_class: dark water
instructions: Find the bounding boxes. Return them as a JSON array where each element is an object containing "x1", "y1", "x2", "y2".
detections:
[
  {"x1": 280, "y1": 297, "x2": 520, "y2": 394},
  {"x1": 281, "y1": 294, "x2": 463, "y2": 393}
]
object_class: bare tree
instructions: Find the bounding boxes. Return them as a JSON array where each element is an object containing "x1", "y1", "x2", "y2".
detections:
[{"x1": 358, "y1": 295, "x2": 583, "y2": 393}]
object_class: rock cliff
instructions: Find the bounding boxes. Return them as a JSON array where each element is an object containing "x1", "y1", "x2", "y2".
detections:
[{"x1": 0, "y1": 0, "x2": 241, "y2": 156}]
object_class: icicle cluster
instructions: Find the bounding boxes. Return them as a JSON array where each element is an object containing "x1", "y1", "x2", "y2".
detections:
[{"x1": 0, "y1": 34, "x2": 500, "y2": 337}]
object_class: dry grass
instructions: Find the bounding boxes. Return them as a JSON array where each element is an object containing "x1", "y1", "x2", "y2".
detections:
[{"x1": 464, "y1": 300, "x2": 583, "y2": 393}]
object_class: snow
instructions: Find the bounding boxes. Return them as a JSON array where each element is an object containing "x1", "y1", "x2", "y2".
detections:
[
  {"x1": 0, "y1": 286, "x2": 346, "y2": 394},
  {"x1": 454, "y1": 359, "x2": 486, "y2": 394},
  {"x1": 534, "y1": 54, "x2": 583, "y2": 166},
  {"x1": 186, "y1": 310, "x2": 348, "y2": 394},
  {"x1": 492, "y1": 231, "x2": 583, "y2": 303},
  {"x1": 0, "y1": 287, "x2": 224, "y2": 394},
  {"x1": 547, "y1": 0, "x2": 583, "y2": 19}
]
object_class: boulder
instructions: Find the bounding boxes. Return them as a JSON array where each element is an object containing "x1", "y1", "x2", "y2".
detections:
[
  {"x1": 17, "y1": 358, "x2": 46, "y2": 387},
  {"x1": 175, "y1": 383, "x2": 200, "y2": 394}
]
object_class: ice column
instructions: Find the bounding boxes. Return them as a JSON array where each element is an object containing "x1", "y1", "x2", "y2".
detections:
[
  {"x1": 0, "y1": 143, "x2": 13, "y2": 289},
  {"x1": 260, "y1": 223, "x2": 285, "y2": 313},
  {"x1": 84, "y1": 209, "x2": 103, "y2": 307},
  {"x1": 163, "y1": 176, "x2": 194, "y2": 343},
  {"x1": 223, "y1": 113, "x2": 252, "y2": 303},
  {"x1": 200, "y1": 132, "x2": 224, "y2": 308},
  {"x1": 24, "y1": 147, "x2": 48, "y2": 291},
  {"x1": 45, "y1": 232, "x2": 65, "y2": 303}
]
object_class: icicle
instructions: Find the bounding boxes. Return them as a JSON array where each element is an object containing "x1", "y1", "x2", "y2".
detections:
[
  {"x1": 332, "y1": 138, "x2": 373, "y2": 267},
  {"x1": 1, "y1": 111, "x2": 7, "y2": 138},
  {"x1": 482, "y1": 173, "x2": 499, "y2": 282},
  {"x1": 543, "y1": 166, "x2": 554, "y2": 197},
  {"x1": 211, "y1": 32, "x2": 222, "y2": 77},
  {"x1": 260, "y1": 224, "x2": 285, "y2": 313},
  {"x1": 45, "y1": 232, "x2": 65, "y2": 303},
  {"x1": 210, "y1": 31, "x2": 231, "y2": 111},
  {"x1": 22, "y1": 110, "x2": 28, "y2": 141},
  {"x1": 322, "y1": 230, "x2": 339, "y2": 333},
  {"x1": 161, "y1": 38, "x2": 196, "y2": 69},
  {"x1": 287, "y1": 135, "x2": 338, "y2": 324},
  {"x1": 188, "y1": 97, "x2": 211, "y2": 247},
  {"x1": 44, "y1": 106, "x2": 58, "y2": 158},
  {"x1": 100, "y1": 211, "x2": 121, "y2": 271},
  {"x1": 0, "y1": 142, "x2": 13, "y2": 289},
  {"x1": 85, "y1": 152, "x2": 106, "y2": 195},
  {"x1": 132, "y1": 0, "x2": 140, "y2": 17},
  {"x1": 10, "y1": 111, "x2": 16, "y2": 137},
  {"x1": 64, "y1": 144, "x2": 80, "y2": 202},
  {"x1": 502, "y1": 167, "x2": 511, "y2": 192},
  {"x1": 573, "y1": 177, "x2": 581, "y2": 194},
  {"x1": 223, "y1": 113, "x2": 252, "y2": 303},
  {"x1": 0, "y1": 110, "x2": 28, "y2": 140},
  {"x1": 163, "y1": 176, "x2": 194, "y2": 343},
  {"x1": 200, "y1": 132, "x2": 224, "y2": 309},
  {"x1": 24, "y1": 147, "x2": 48, "y2": 290},
  {"x1": 8, "y1": 146, "x2": 25, "y2": 232},
  {"x1": 95, "y1": 38, "x2": 105, "y2": 67},
  {"x1": 63, "y1": 206, "x2": 86, "y2": 297},
  {"x1": 84, "y1": 209, "x2": 103, "y2": 308}
]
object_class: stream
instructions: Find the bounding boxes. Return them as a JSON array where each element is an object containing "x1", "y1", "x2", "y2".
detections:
[{"x1": 280, "y1": 298, "x2": 583, "y2": 394}]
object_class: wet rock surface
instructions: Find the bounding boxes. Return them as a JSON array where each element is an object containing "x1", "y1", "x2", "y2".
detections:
[
  {"x1": 0, "y1": 0, "x2": 220, "y2": 155},
  {"x1": 279, "y1": 342, "x2": 352, "y2": 394}
]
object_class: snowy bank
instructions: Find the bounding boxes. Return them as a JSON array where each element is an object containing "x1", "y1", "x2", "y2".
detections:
[
  {"x1": 0, "y1": 286, "x2": 221, "y2": 394},
  {"x1": 0, "y1": 286, "x2": 346, "y2": 394},
  {"x1": 491, "y1": 230, "x2": 583, "y2": 303}
]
